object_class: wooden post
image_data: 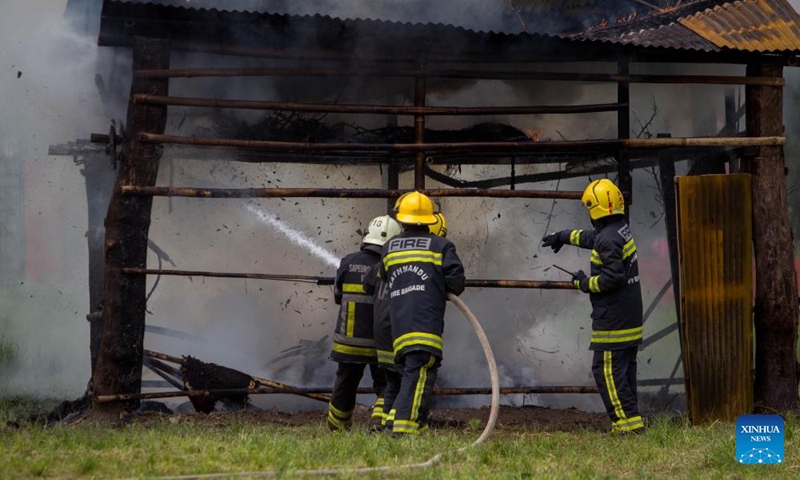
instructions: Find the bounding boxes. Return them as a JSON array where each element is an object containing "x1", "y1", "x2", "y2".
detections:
[
  {"x1": 657, "y1": 136, "x2": 682, "y2": 340},
  {"x1": 79, "y1": 153, "x2": 117, "y2": 375},
  {"x1": 725, "y1": 87, "x2": 741, "y2": 173},
  {"x1": 92, "y1": 38, "x2": 170, "y2": 416},
  {"x1": 414, "y1": 76, "x2": 426, "y2": 189},
  {"x1": 618, "y1": 59, "x2": 632, "y2": 210},
  {"x1": 386, "y1": 100, "x2": 400, "y2": 212},
  {"x1": 745, "y1": 59, "x2": 799, "y2": 412}
]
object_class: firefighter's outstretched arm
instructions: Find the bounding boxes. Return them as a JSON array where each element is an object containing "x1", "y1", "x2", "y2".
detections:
[{"x1": 542, "y1": 229, "x2": 597, "y2": 253}]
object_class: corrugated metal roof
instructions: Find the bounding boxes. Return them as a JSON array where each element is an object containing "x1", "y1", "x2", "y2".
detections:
[
  {"x1": 571, "y1": 0, "x2": 727, "y2": 50},
  {"x1": 102, "y1": 0, "x2": 627, "y2": 64},
  {"x1": 101, "y1": 0, "x2": 800, "y2": 54},
  {"x1": 107, "y1": 0, "x2": 523, "y2": 34},
  {"x1": 570, "y1": 0, "x2": 800, "y2": 52},
  {"x1": 679, "y1": 0, "x2": 800, "y2": 52},
  {"x1": 100, "y1": 0, "x2": 529, "y2": 43},
  {"x1": 583, "y1": 21, "x2": 722, "y2": 51}
]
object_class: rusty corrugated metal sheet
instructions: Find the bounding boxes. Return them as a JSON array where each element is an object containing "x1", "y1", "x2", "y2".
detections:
[
  {"x1": 584, "y1": 21, "x2": 721, "y2": 51},
  {"x1": 676, "y1": 174, "x2": 753, "y2": 424},
  {"x1": 568, "y1": 0, "x2": 728, "y2": 50},
  {"x1": 679, "y1": 0, "x2": 800, "y2": 52},
  {"x1": 571, "y1": 0, "x2": 800, "y2": 52}
]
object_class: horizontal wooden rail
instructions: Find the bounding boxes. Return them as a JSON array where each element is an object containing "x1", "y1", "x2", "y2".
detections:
[
  {"x1": 119, "y1": 187, "x2": 584, "y2": 200},
  {"x1": 133, "y1": 94, "x2": 627, "y2": 115},
  {"x1": 96, "y1": 377, "x2": 685, "y2": 402},
  {"x1": 123, "y1": 268, "x2": 577, "y2": 290},
  {"x1": 95, "y1": 385, "x2": 600, "y2": 402},
  {"x1": 133, "y1": 67, "x2": 785, "y2": 86},
  {"x1": 140, "y1": 133, "x2": 785, "y2": 153}
]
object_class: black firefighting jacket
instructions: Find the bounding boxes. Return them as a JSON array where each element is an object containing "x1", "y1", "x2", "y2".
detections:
[
  {"x1": 557, "y1": 215, "x2": 643, "y2": 351},
  {"x1": 330, "y1": 244, "x2": 381, "y2": 363},
  {"x1": 378, "y1": 228, "x2": 465, "y2": 360},
  {"x1": 364, "y1": 262, "x2": 398, "y2": 370}
]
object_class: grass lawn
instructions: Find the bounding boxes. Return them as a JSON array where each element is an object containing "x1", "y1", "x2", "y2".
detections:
[{"x1": 1, "y1": 397, "x2": 797, "y2": 479}]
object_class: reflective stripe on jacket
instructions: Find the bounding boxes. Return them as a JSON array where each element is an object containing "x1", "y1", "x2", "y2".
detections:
[
  {"x1": 379, "y1": 230, "x2": 465, "y2": 359},
  {"x1": 330, "y1": 245, "x2": 380, "y2": 363},
  {"x1": 562, "y1": 216, "x2": 643, "y2": 350}
]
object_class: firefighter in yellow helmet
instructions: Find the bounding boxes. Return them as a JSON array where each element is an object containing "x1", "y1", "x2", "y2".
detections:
[
  {"x1": 365, "y1": 205, "x2": 450, "y2": 432},
  {"x1": 327, "y1": 215, "x2": 401, "y2": 431},
  {"x1": 541, "y1": 178, "x2": 644, "y2": 434},
  {"x1": 377, "y1": 191, "x2": 464, "y2": 436}
]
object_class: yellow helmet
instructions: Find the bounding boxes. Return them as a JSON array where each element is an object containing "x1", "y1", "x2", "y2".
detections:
[
  {"x1": 582, "y1": 179, "x2": 625, "y2": 220},
  {"x1": 392, "y1": 192, "x2": 411, "y2": 214},
  {"x1": 429, "y1": 212, "x2": 448, "y2": 237},
  {"x1": 395, "y1": 191, "x2": 437, "y2": 225}
]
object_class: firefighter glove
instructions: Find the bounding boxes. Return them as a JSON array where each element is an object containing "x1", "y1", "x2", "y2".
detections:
[
  {"x1": 572, "y1": 270, "x2": 589, "y2": 292},
  {"x1": 542, "y1": 231, "x2": 567, "y2": 253}
]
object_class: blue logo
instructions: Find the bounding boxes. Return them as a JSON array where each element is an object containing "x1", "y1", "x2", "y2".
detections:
[{"x1": 736, "y1": 414, "x2": 784, "y2": 464}]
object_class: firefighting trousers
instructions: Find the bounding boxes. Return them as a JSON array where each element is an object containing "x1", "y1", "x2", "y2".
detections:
[
  {"x1": 328, "y1": 362, "x2": 387, "y2": 430},
  {"x1": 380, "y1": 368, "x2": 402, "y2": 429},
  {"x1": 591, "y1": 347, "x2": 644, "y2": 433},
  {"x1": 392, "y1": 351, "x2": 441, "y2": 435}
]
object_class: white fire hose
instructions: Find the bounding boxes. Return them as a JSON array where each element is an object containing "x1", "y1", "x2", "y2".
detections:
[{"x1": 150, "y1": 293, "x2": 500, "y2": 479}]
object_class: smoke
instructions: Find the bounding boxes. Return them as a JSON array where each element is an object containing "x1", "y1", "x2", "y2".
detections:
[{"x1": 0, "y1": 0, "x2": 112, "y2": 397}]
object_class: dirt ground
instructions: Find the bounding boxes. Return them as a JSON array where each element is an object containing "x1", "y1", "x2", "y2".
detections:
[{"x1": 116, "y1": 404, "x2": 610, "y2": 433}]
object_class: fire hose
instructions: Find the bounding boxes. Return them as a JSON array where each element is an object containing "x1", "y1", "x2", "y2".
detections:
[{"x1": 149, "y1": 293, "x2": 499, "y2": 479}]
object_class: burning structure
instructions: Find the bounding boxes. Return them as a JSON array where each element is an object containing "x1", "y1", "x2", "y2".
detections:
[{"x1": 32, "y1": 0, "x2": 800, "y2": 423}]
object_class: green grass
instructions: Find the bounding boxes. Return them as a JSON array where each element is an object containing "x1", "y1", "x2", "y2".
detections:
[{"x1": 1, "y1": 398, "x2": 798, "y2": 479}]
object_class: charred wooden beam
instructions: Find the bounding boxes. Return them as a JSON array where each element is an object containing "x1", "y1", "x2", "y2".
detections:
[
  {"x1": 250, "y1": 375, "x2": 332, "y2": 404},
  {"x1": 94, "y1": 378, "x2": 686, "y2": 402},
  {"x1": 130, "y1": 269, "x2": 334, "y2": 285},
  {"x1": 92, "y1": 38, "x2": 170, "y2": 417},
  {"x1": 463, "y1": 279, "x2": 574, "y2": 289},
  {"x1": 133, "y1": 67, "x2": 785, "y2": 86},
  {"x1": 95, "y1": 385, "x2": 602, "y2": 402},
  {"x1": 139, "y1": 133, "x2": 785, "y2": 153},
  {"x1": 142, "y1": 350, "x2": 334, "y2": 405},
  {"x1": 618, "y1": 59, "x2": 632, "y2": 208},
  {"x1": 144, "y1": 349, "x2": 183, "y2": 365},
  {"x1": 424, "y1": 155, "x2": 689, "y2": 189},
  {"x1": 88, "y1": 133, "x2": 750, "y2": 166},
  {"x1": 119, "y1": 187, "x2": 584, "y2": 199},
  {"x1": 143, "y1": 357, "x2": 185, "y2": 391},
  {"x1": 414, "y1": 76, "x2": 426, "y2": 189},
  {"x1": 133, "y1": 94, "x2": 628, "y2": 116},
  {"x1": 123, "y1": 268, "x2": 576, "y2": 290},
  {"x1": 745, "y1": 59, "x2": 799, "y2": 412}
]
